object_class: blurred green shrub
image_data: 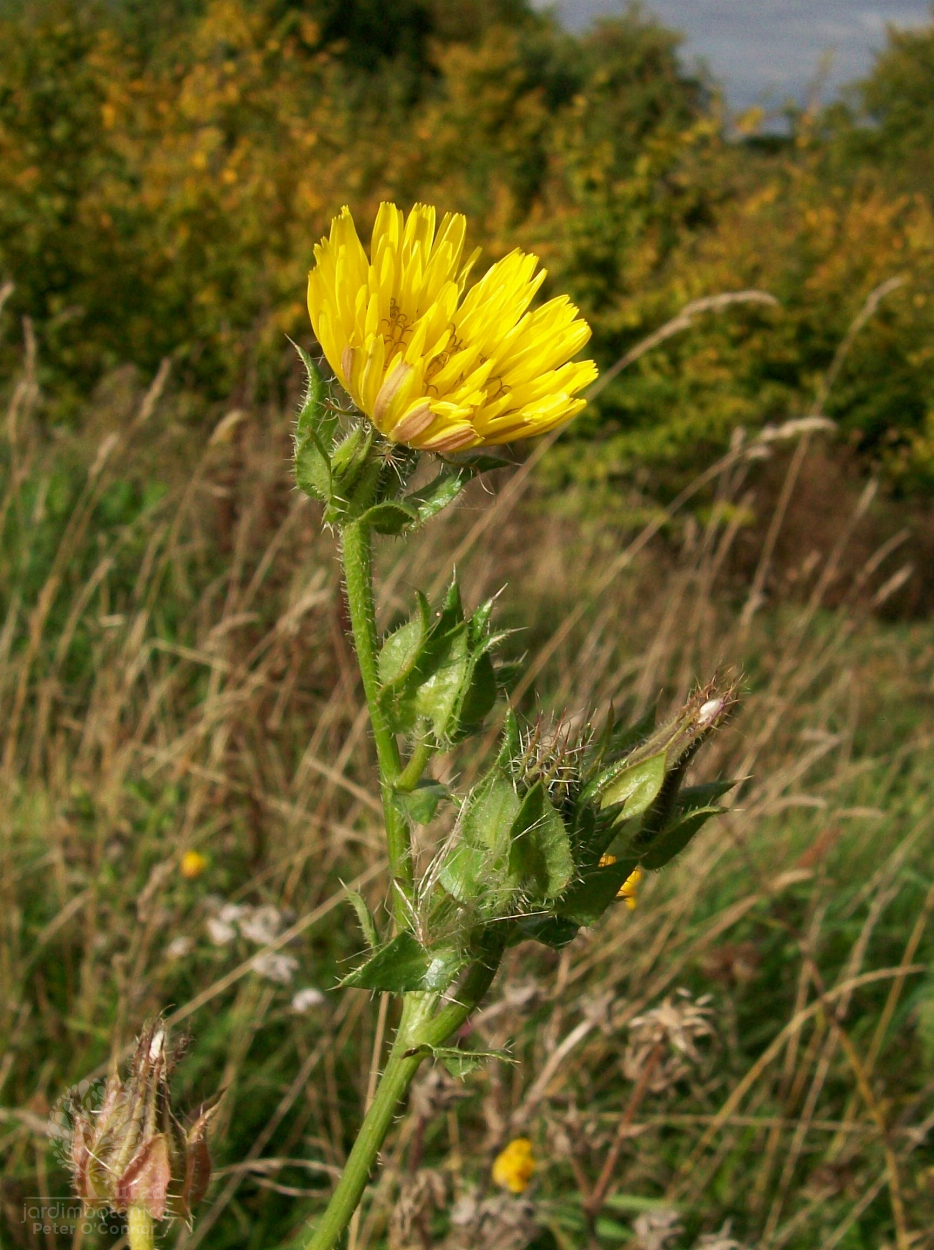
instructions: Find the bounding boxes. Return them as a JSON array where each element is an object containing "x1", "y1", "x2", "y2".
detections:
[{"x1": 1, "y1": 0, "x2": 934, "y2": 494}]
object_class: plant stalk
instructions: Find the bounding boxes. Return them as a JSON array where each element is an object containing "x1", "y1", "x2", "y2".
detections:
[
  {"x1": 304, "y1": 935, "x2": 507, "y2": 1250},
  {"x1": 317, "y1": 518, "x2": 511, "y2": 1249},
  {"x1": 304, "y1": 995, "x2": 432, "y2": 1250},
  {"x1": 127, "y1": 1206, "x2": 155, "y2": 1250},
  {"x1": 340, "y1": 518, "x2": 412, "y2": 924}
]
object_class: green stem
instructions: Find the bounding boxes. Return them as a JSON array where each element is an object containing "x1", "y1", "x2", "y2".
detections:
[
  {"x1": 127, "y1": 1206, "x2": 155, "y2": 1250},
  {"x1": 304, "y1": 995, "x2": 432, "y2": 1250},
  {"x1": 340, "y1": 519, "x2": 412, "y2": 923},
  {"x1": 304, "y1": 934, "x2": 507, "y2": 1250},
  {"x1": 394, "y1": 737, "x2": 433, "y2": 793}
]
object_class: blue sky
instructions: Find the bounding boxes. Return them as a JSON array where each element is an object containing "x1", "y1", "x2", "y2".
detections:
[{"x1": 536, "y1": 1, "x2": 932, "y2": 112}]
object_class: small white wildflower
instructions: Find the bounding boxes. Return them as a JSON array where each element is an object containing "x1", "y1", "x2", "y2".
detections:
[
  {"x1": 206, "y1": 916, "x2": 237, "y2": 946},
  {"x1": 218, "y1": 902, "x2": 249, "y2": 926},
  {"x1": 239, "y1": 904, "x2": 284, "y2": 946},
  {"x1": 633, "y1": 1210, "x2": 682, "y2": 1250},
  {"x1": 253, "y1": 952, "x2": 298, "y2": 985},
  {"x1": 291, "y1": 987, "x2": 326, "y2": 1014},
  {"x1": 695, "y1": 1221, "x2": 748, "y2": 1250},
  {"x1": 166, "y1": 936, "x2": 194, "y2": 960}
]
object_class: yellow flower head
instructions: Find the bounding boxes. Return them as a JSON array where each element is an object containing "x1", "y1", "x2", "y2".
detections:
[
  {"x1": 492, "y1": 1137, "x2": 536, "y2": 1194},
  {"x1": 180, "y1": 850, "x2": 208, "y2": 880},
  {"x1": 307, "y1": 202, "x2": 597, "y2": 454},
  {"x1": 599, "y1": 856, "x2": 644, "y2": 910}
]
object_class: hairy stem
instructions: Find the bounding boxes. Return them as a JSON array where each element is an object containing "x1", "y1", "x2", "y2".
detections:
[
  {"x1": 305, "y1": 933, "x2": 507, "y2": 1250},
  {"x1": 340, "y1": 518, "x2": 412, "y2": 924},
  {"x1": 305, "y1": 995, "x2": 432, "y2": 1250}
]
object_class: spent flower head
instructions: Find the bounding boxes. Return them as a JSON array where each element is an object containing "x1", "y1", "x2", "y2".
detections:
[
  {"x1": 68, "y1": 1019, "x2": 214, "y2": 1222},
  {"x1": 307, "y1": 202, "x2": 596, "y2": 453},
  {"x1": 624, "y1": 990, "x2": 715, "y2": 1092}
]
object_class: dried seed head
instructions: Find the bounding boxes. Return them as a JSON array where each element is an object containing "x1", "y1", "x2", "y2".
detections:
[
  {"x1": 624, "y1": 990, "x2": 715, "y2": 1092},
  {"x1": 68, "y1": 1019, "x2": 215, "y2": 1222}
]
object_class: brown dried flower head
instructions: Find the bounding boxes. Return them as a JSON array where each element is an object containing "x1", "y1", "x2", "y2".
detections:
[
  {"x1": 70, "y1": 1019, "x2": 215, "y2": 1221},
  {"x1": 624, "y1": 990, "x2": 715, "y2": 1092}
]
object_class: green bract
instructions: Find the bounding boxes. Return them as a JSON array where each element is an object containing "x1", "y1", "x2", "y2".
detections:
[
  {"x1": 379, "y1": 582, "x2": 506, "y2": 747},
  {"x1": 293, "y1": 350, "x2": 484, "y2": 530}
]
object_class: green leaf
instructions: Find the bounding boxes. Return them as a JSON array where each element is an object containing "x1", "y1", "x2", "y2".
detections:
[
  {"x1": 557, "y1": 856, "x2": 641, "y2": 926},
  {"x1": 378, "y1": 594, "x2": 429, "y2": 688},
  {"x1": 409, "y1": 624, "x2": 470, "y2": 738},
  {"x1": 439, "y1": 771, "x2": 520, "y2": 912},
  {"x1": 513, "y1": 913, "x2": 580, "y2": 949},
  {"x1": 330, "y1": 424, "x2": 370, "y2": 480},
  {"x1": 294, "y1": 428, "x2": 332, "y2": 503},
  {"x1": 360, "y1": 500, "x2": 418, "y2": 535},
  {"x1": 599, "y1": 751, "x2": 667, "y2": 820},
  {"x1": 395, "y1": 779, "x2": 451, "y2": 825},
  {"x1": 508, "y1": 783, "x2": 575, "y2": 902},
  {"x1": 454, "y1": 651, "x2": 498, "y2": 739},
  {"x1": 294, "y1": 346, "x2": 338, "y2": 447},
  {"x1": 340, "y1": 932, "x2": 465, "y2": 993},
  {"x1": 405, "y1": 469, "x2": 468, "y2": 523},
  {"x1": 469, "y1": 596, "x2": 495, "y2": 640},
  {"x1": 345, "y1": 888, "x2": 380, "y2": 951},
  {"x1": 675, "y1": 779, "x2": 738, "y2": 815},
  {"x1": 451, "y1": 450, "x2": 512, "y2": 473},
  {"x1": 426, "y1": 1045, "x2": 514, "y2": 1079},
  {"x1": 639, "y1": 807, "x2": 722, "y2": 871},
  {"x1": 497, "y1": 709, "x2": 522, "y2": 770}
]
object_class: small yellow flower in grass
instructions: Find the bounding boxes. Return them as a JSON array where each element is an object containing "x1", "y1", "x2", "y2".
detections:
[
  {"x1": 492, "y1": 1137, "x2": 536, "y2": 1194},
  {"x1": 307, "y1": 202, "x2": 597, "y2": 453},
  {"x1": 599, "y1": 855, "x2": 644, "y2": 910},
  {"x1": 180, "y1": 850, "x2": 208, "y2": 880}
]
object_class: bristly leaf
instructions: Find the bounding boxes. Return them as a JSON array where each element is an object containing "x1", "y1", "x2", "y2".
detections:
[
  {"x1": 438, "y1": 770, "x2": 520, "y2": 915},
  {"x1": 405, "y1": 469, "x2": 469, "y2": 523},
  {"x1": 599, "y1": 751, "x2": 667, "y2": 819},
  {"x1": 497, "y1": 710, "x2": 522, "y2": 770},
  {"x1": 395, "y1": 779, "x2": 451, "y2": 825},
  {"x1": 513, "y1": 914, "x2": 580, "y2": 949},
  {"x1": 378, "y1": 593, "x2": 429, "y2": 689},
  {"x1": 360, "y1": 500, "x2": 419, "y2": 535},
  {"x1": 557, "y1": 855, "x2": 641, "y2": 926},
  {"x1": 294, "y1": 428, "x2": 332, "y2": 503},
  {"x1": 675, "y1": 779, "x2": 739, "y2": 814},
  {"x1": 508, "y1": 782, "x2": 574, "y2": 902},
  {"x1": 409, "y1": 1044, "x2": 515, "y2": 1079},
  {"x1": 383, "y1": 580, "x2": 503, "y2": 744},
  {"x1": 638, "y1": 807, "x2": 723, "y2": 870},
  {"x1": 345, "y1": 888, "x2": 381, "y2": 951},
  {"x1": 294, "y1": 345, "x2": 339, "y2": 449},
  {"x1": 340, "y1": 932, "x2": 466, "y2": 993}
]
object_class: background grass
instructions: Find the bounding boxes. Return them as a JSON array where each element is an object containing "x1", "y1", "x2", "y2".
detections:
[{"x1": 2, "y1": 302, "x2": 934, "y2": 1249}]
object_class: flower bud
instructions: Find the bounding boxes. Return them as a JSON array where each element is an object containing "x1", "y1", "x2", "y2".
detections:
[{"x1": 69, "y1": 1020, "x2": 214, "y2": 1222}]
